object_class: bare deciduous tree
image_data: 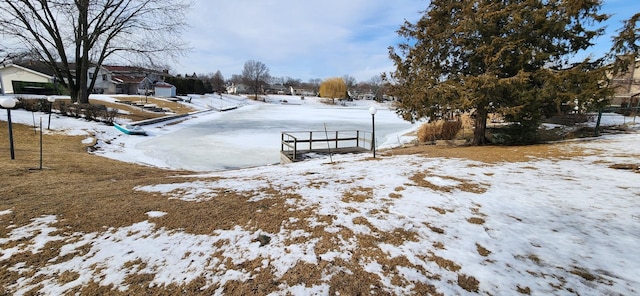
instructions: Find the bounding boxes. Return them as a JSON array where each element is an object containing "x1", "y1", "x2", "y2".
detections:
[
  {"x1": 368, "y1": 75, "x2": 384, "y2": 100},
  {"x1": 342, "y1": 74, "x2": 356, "y2": 96},
  {"x1": 241, "y1": 60, "x2": 270, "y2": 99},
  {"x1": 0, "y1": 0, "x2": 191, "y2": 103},
  {"x1": 307, "y1": 78, "x2": 321, "y2": 94},
  {"x1": 211, "y1": 70, "x2": 225, "y2": 93}
]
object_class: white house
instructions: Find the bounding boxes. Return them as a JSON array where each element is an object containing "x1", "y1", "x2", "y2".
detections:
[
  {"x1": 226, "y1": 83, "x2": 250, "y2": 94},
  {"x1": 0, "y1": 64, "x2": 54, "y2": 94},
  {"x1": 87, "y1": 66, "x2": 118, "y2": 94}
]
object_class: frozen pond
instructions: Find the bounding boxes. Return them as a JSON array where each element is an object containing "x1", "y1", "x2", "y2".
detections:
[{"x1": 136, "y1": 104, "x2": 415, "y2": 171}]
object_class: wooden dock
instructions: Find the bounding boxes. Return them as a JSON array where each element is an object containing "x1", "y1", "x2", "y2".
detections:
[{"x1": 280, "y1": 130, "x2": 373, "y2": 163}]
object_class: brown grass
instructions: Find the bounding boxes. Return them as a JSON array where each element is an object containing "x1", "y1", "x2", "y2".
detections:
[
  {"x1": 476, "y1": 243, "x2": 491, "y2": 257},
  {"x1": 409, "y1": 172, "x2": 488, "y2": 194},
  {"x1": 383, "y1": 140, "x2": 587, "y2": 163},
  {"x1": 457, "y1": 274, "x2": 480, "y2": 292}
]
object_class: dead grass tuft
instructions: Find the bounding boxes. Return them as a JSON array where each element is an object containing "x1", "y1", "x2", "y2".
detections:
[
  {"x1": 388, "y1": 192, "x2": 402, "y2": 199},
  {"x1": 570, "y1": 267, "x2": 597, "y2": 281},
  {"x1": 410, "y1": 172, "x2": 488, "y2": 194},
  {"x1": 476, "y1": 243, "x2": 491, "y2": 257},
  {"x1": 457, "y1": 273, "x2": 480, "y2": 292},
  {"x1": 379, "y1": 228, "x2": 420, "y2": 246},
  {"x1": 429, "y1": 207, "x2": 448, "y2": 215},
  {"x1": 467, "y1": 217, "x2": 486, "y2": 225},
  {"x1": 425, "y1": 222, "x2": 445, "y2": 234},
  {"x1": 341, "y1": 186, "x2": 373, "y2": 202},
  {"x1": 416, "y1": 120, "x2": 462, "y2": 143},
  {"x1": 58, "y1": 270, "x2": 80, "y2": 284},
  {"x1": 432, "y1": 241, "x2": 446, "y2": 249},
  {"x1": 609, "y1": 163, "x2": 640, "y2": 173},
  {"x1": 517, "y1": 285, "x2": 532, "y2": 294},
  {"x1": 428, "y1": 253, "x2": 461, "y2": 272}
]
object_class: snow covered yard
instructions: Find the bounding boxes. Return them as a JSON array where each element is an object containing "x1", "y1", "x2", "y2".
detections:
[
  {"x1": 1, "y1": 94, "x2": 639, "y2": 294},
  {"x1": 1, "y1": 131, "x2": 639, "y2": 295}
]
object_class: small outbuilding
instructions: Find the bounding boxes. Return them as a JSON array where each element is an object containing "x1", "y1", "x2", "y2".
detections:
[{"x1": 154, "y1": 81, "x2": 176, "y2": 97}]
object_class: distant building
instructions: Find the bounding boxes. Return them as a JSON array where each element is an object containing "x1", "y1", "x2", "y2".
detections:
[
  {"x1": 154, "y1": 81, "x2": 177, "y2": 97},
  {"x1": 0, "y1": 64, "x2": 55, "y2": 94},
  {"x1": 609, "y1": 57, "x2": 640, "y2": 107},
  {"x1": 103, "y1": 65, "x2": 170, "y2": 95},
  {"x1": 1, "y1": 61, "x2": 174, "y2": 96},
  {"x1": 290, "y1": 86, "x2": 317, "y2": 97},
  {"x1": 226, "y1": 83, "x2": 250, "y2": 95}
]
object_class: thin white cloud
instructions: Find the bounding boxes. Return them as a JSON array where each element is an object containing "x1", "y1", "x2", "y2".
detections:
[
  {"x1": 178, "y1": 0, "x2": 425, "y2": 81},
  {"x1": 177, "y1": 0, "x2": 637, "y2": 82}
]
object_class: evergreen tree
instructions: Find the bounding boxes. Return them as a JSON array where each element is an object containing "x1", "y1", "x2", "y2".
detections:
[
  {"x1": 386, "y1": 0, "x2": 609, "y2": 145},
  {"x1": 609, "y1": 13, "x2": 640, "y2": 75}
]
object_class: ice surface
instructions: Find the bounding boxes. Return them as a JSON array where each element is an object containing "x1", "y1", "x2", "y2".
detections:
[{"x1": 135, "y1": 103, "x2": 414, "y2": 171}]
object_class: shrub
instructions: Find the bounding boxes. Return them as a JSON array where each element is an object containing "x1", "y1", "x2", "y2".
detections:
[
  {"x1": 16, "y1": 97, "x2": 49, "y2": 112},
  {"x1": 103, "y1": 108, "x2": 118, "y2": 124},
  {"x1": 80, "y1": 104, "x2": 107, "y2": 122},
  {"x1": 490, "y1": 121, "x2": 540, "y2": 145},
  {"x1": 417, "y1": 121, "x2": 442, "y2": 143},
  {"x1": 67, "y1": 104, "x2": 81, "y2": 118},
  {"x1": 441, "y1": 121, "x2": 462, "y2": 140},
  {"x1": 56, "y1": 101, "x2": 71, "y2": 116},
  {"x1": 11, "y1": 99, "x2": 117, "y2": 124},
  {"x1": 417, "y1": 120, "x2": 462, "y2": 143}
]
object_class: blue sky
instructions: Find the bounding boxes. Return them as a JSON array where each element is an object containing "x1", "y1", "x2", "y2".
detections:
[{"x1": 176, "y1": 0, "x2": 639, "y2": 82}]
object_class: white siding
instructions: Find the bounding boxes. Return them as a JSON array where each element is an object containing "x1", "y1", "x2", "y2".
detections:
[{"x1": 0, "y1": 65, "x2": 52, "y2": 94}]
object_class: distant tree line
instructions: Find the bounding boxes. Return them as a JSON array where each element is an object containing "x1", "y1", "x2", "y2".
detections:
[{"x1": 166, "y1": 70, "x2": 226, "y2": 95}]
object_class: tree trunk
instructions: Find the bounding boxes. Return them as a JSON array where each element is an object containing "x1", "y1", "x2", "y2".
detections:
[
  {"x1": 472, "y1": 104, "x2": 488, "y2": 146},
  {"x1": 69, "y1": 88, "x2": 79, "y2": 104},
  {"x1": 77, "y1": 0, "x2": 90, "y2": 104}
]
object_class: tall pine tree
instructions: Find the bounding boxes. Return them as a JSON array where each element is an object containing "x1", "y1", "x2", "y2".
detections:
[{"x1": 386, "y1": 0, "x2": 609, "y2": 145}]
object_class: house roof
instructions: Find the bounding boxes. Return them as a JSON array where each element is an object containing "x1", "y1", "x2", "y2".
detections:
[
  {"x1": 103, "y1": 65, "x2": 170, "y2": 77},
  {"x1": 0, "y1": 64, "x2": 54, "y2": 79},
  {"x1": 154, "y1": 81, "x2": 175, "y2": 88},
  {"x1": 13, "y1": 61, "x2": 64, "y2": 77},
  {"x1": 113, "y1": 75, "x2": 145, "y2": 84}
]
